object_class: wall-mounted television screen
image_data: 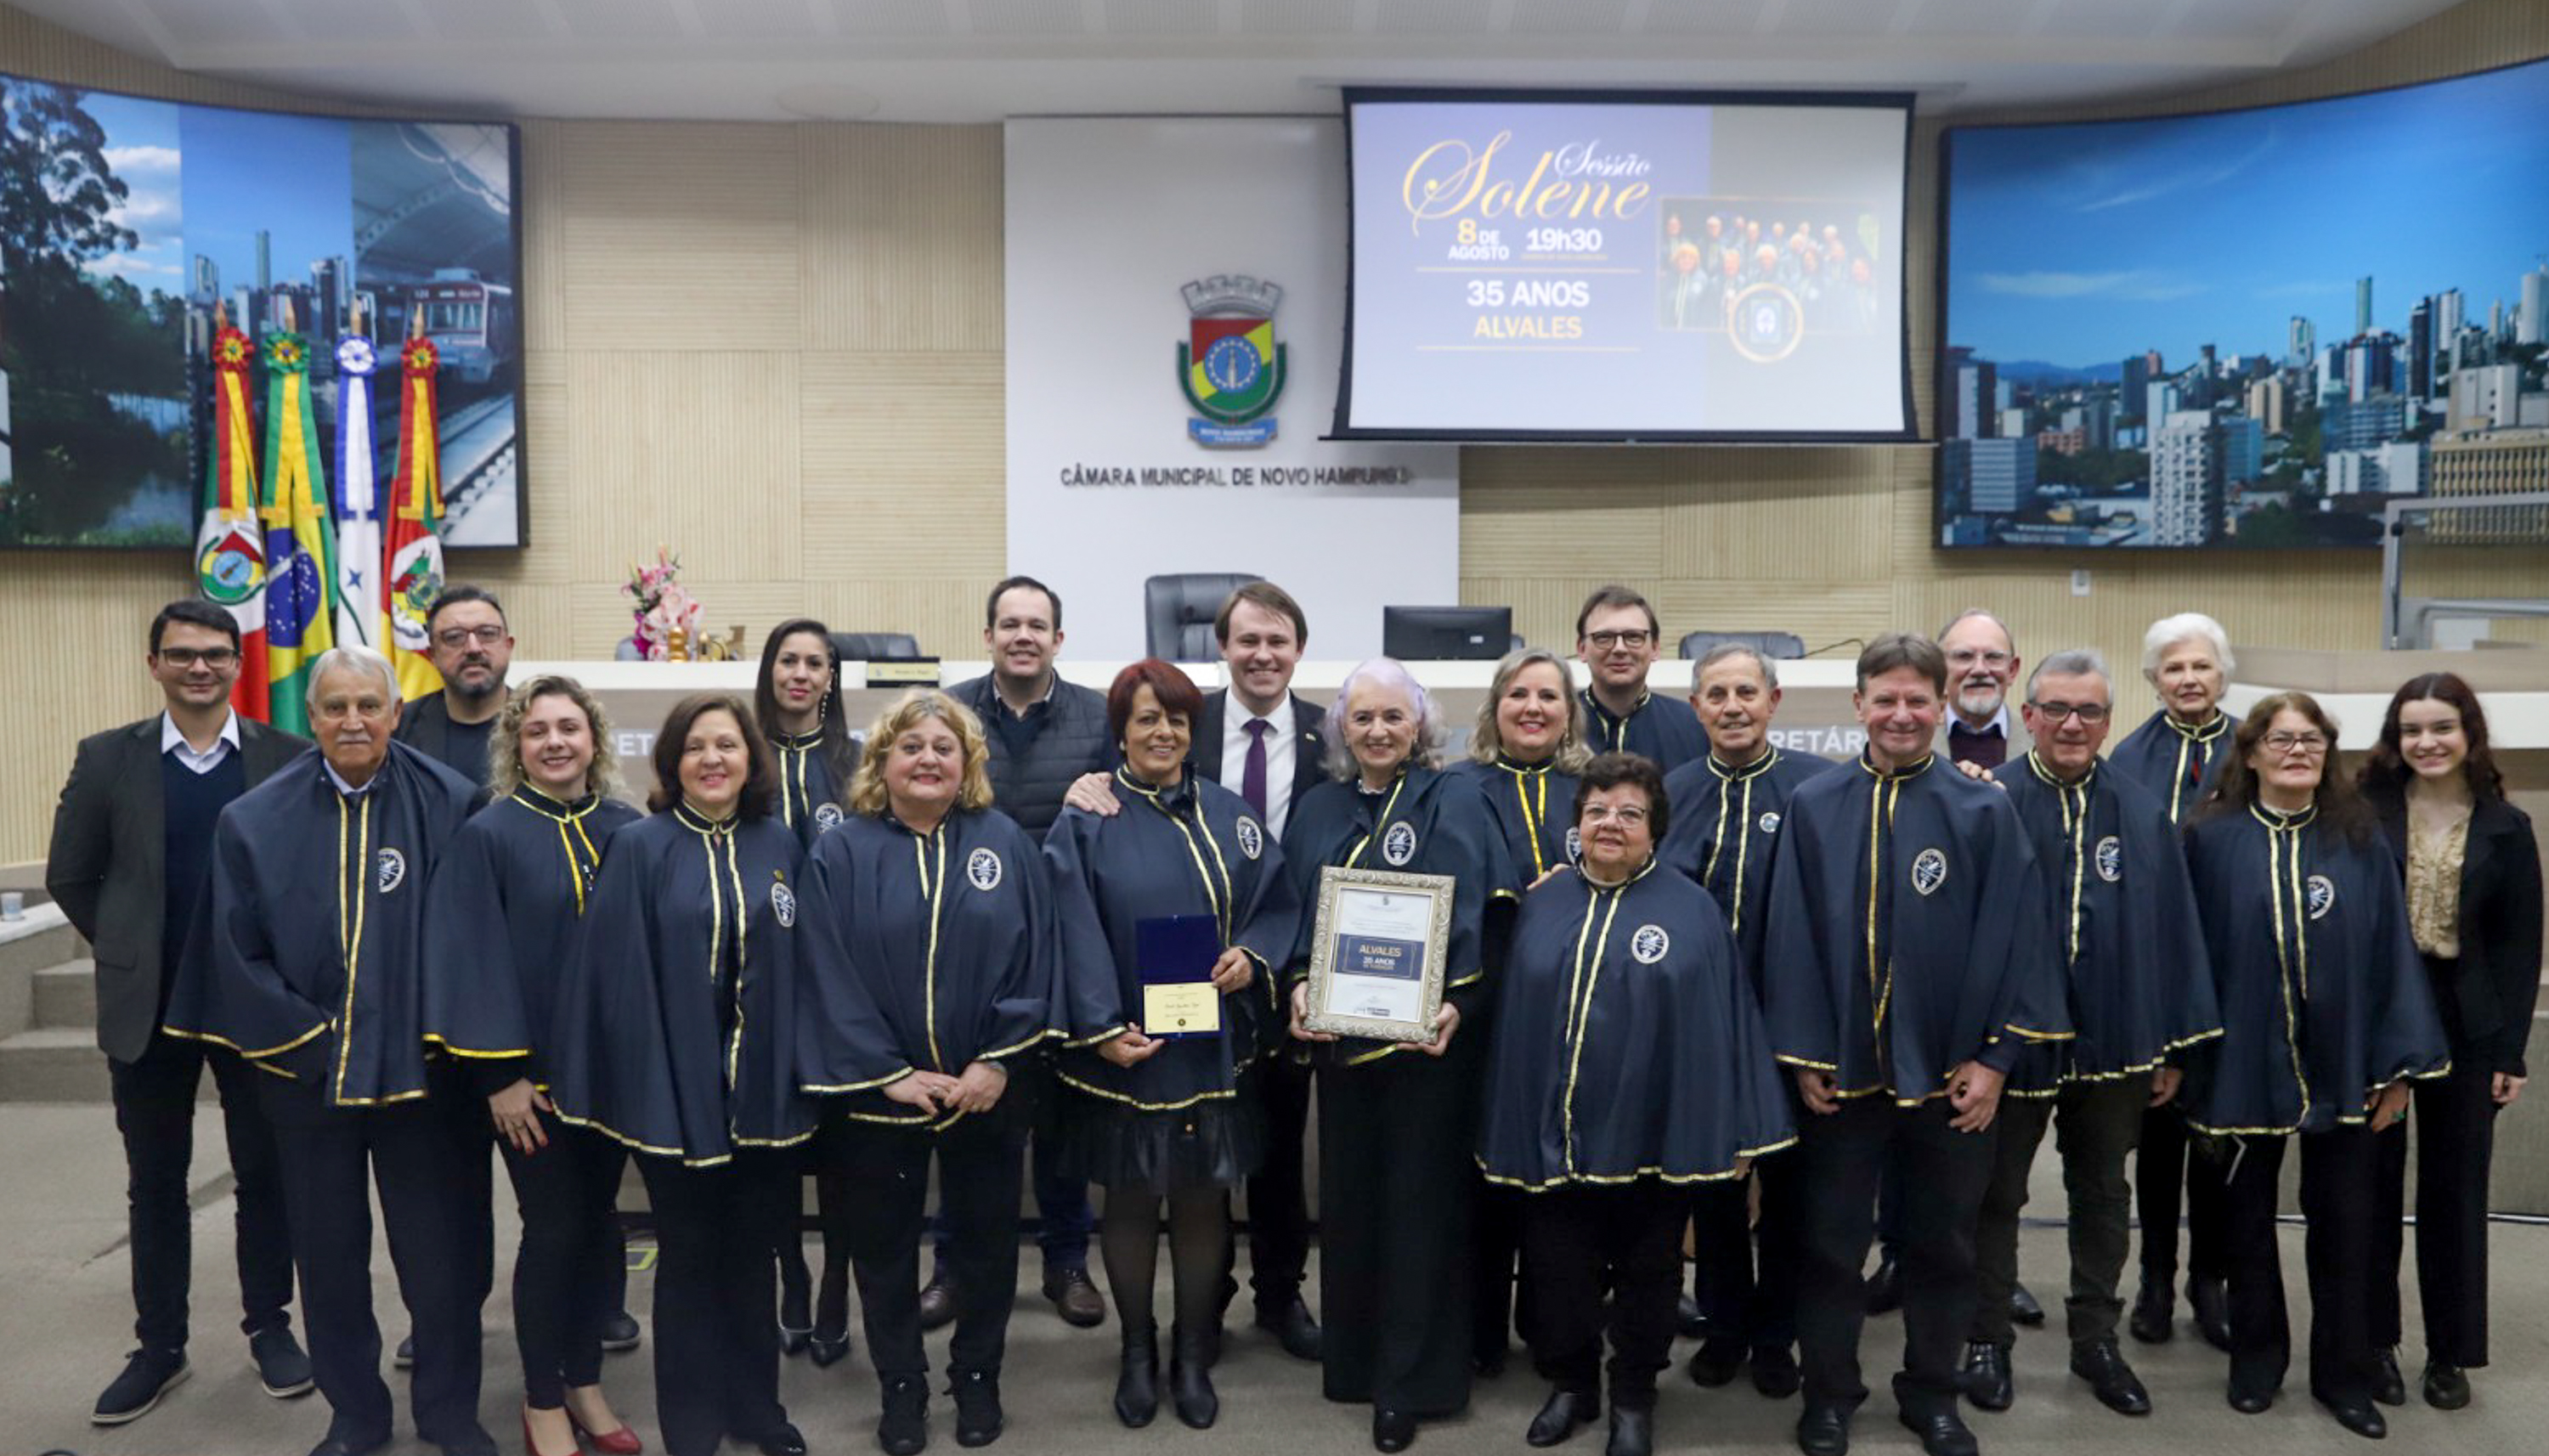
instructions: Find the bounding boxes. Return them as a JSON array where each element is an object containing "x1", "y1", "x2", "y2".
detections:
[
  {"x1": 1332, "y1": 87, "x2": 1914, "y2": 443},
  {"x1": 0, "y1": 74, "x2": 523, "y2": 548},
  {"x1": 1937, "y1": 56, "x2": 2549, "y2": 550}
]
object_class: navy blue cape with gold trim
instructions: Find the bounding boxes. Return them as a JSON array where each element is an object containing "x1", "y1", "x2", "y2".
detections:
[
  {"x1": 1478, "y1": 862, "x2": 1794, "y2": 1188},
  {"x1": 1446, "y1": 757, "x2": 1581, "y2": 887},
  {"x1": 1658, "y1": 748, "x2": 1837, "y2": 981}
]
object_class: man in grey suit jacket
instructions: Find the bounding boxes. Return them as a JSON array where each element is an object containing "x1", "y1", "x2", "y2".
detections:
[{"x1": 46, "y1": 600, "x2": 312, "y2": 1425}]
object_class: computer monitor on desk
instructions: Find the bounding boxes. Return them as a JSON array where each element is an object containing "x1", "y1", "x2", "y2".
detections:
[{"x1": 1382, "y1": 606, "x2": 1512, "y2": 662}]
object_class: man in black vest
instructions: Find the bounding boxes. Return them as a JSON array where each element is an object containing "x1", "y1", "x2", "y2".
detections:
[
  {"x1": 48, "y1": 599, "x2": 312, "y2": 1425},
  {"x1": 942, "y1": 576, "x2": 1112, "y2": 1329},
  {"x1": 393, "y1": 585, "x2": 512, "y2": 792},
  {"x1": 1065, "y1": 579, "x2": 1328, "y2": 1360}
]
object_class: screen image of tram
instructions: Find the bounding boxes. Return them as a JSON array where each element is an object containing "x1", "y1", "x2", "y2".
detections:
[{"x1": 0, "y1": 72, "x2": 526, "y2": 548}]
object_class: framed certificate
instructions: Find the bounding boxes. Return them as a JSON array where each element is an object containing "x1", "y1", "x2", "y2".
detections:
[{"x1": 1303, "y1": 866, "x2": 1455, "y2": 1043}]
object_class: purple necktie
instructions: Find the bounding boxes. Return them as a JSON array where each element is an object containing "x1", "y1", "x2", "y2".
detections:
[{"x1": 1242, "y1": 718, "x2": 1270, "y2": 821}]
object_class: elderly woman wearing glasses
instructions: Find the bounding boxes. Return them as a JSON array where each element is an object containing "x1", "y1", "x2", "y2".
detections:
[{"x1": 2180, "y1": 691, "x2": 2446, "y2": 1440}]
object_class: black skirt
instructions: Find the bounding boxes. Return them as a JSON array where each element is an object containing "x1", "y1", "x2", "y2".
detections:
[{"x1": 1057, "y1": 1083, "x2": 1265, "y2": 1194}]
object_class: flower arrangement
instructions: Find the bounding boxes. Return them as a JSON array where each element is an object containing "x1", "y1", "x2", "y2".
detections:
[{"x1": 623, "y1": 546, "x2": 704, "y2": 661}]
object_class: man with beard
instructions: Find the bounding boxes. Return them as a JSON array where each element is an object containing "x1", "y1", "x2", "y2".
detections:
[
  {"x1": 1659, "y1": 643, "x2": 1836, "y2": 1399},
  {"x1": 395, "y1": 586, "x2": 514, "y2": 794},
  {"x1": 1933, "y1": 611, "x2": 2031, "y2": 772}
]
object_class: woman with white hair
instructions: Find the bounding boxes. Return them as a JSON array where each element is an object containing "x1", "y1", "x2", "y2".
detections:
[
  {"x1": 1280, "y1": 657, "x2": 1517, "y2": 1453},
  {"x1": 2109, "y1": 612, "x2": 2243, "y2": 1353}
]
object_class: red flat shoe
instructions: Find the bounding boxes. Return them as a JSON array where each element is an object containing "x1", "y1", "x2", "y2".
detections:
[
  {"x1": 572, "y1": 1417, "x2": 644, "y2": 1456},
  {"x1": 524, "y1": 1410, "x2": 587, "y2": 1456}
]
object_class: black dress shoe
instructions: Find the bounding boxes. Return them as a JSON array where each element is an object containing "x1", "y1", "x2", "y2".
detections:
[
  {"x1": 1169, "y1": 1325, "x2": 1219, "y2": 1430},
  {"x1": 1687, "y1": 1335, "x2": 1746, "y2": 1387},
  {"x1": 1676, "y1": 1292, "x2": 1707, "y2": 1340},
  {"x1": 1256, "y1": 1296, "x2": 1324, "y2": 1361},
  {"x1": 1043, "y1": 1266, "x2": 1106, "y2": 1329},
  {"x1": 879, "y1": 1373, "x2": 929, "y2": 1456},
  {"x1": 1795, "y1": 1402, "x2": 1851, "y2": 1456},
  {"x1": 306, "y1": 1438, "x2": 389, "y2": 1456},
  {"x1": 1115, "y1": 1327, "x2": 1160, "y2": 1428},
  {"x1": 2422, "y1": 1360, "x2": 2471, "y2": 1410},
  {"x1": 2069, "y1": 1339, "x2": 2151, "y2": 1415},
  {"x1": 2128, "y1": 1274, "x2": 2173, "y2": 1345},
  {"x1": 1751, "y1": 1345, "x2": 1802, "y2": 1399},
  {"x1": 2316, "y1": 1390, "x2": 2387, "y2": 1439},
  {"x1": 1959, "y1": 1340, "x2": 2012, "y2": 1412},
  {"x1": 1527, "y1": 1389, "x2": 1597, "y2": 1447},
  {"x1": 93, "y1": 1349, "x2": 189, "y2": 1425},
  {"x1": 599, "y1": 1311, "x2": 642, "y2": 1353},
  {"x1": 1863, "y1": 1254, "x2": 1902, "y2": 1315},
  {"x1": 2371, "y1": 1348, "x2": 2405, "y2": 1407},
  {"x1": 918, "y1": 1267, "x2": 958, "y2": 1333},
  {"x1": 1373, "y1": 1408, "x2": 1418, "y2": 1453},
  {"x1": 2009, "y1": 1282, "x2": 2045, "y2": 1327},
  {"x1": 1605, "y1": 1406, "x2": 1653, "y2": 1456},
  {"x1": 437, "y1": 1425, "x2": 501, "y2": 1456},
  {"x1": 2227, "y1": 1385, "x2": 2275, "y2": 1414},
  {"x1": 808, "y1": 1329, "x2": 855, "y2": 1368},
  {"x1": 395, "y1": 1335, "x2": 416, "y2": 1370},
  {"x1": 950, "y1": 1369, "x2": 1003, "y2": 1448},
  {"x1": 2187, "y1": 1276, "x2": 2231, "y2": 1352},
  {"x1": 750, "y1": 1421, "x2": 809, "y2": 1456},
  {"x1": 252, "y1": 1327, "x2": 316, "y2": 1398},
  {"x1": 1896, "y1": 1406, "x2": 1978, "y2": 1456}
]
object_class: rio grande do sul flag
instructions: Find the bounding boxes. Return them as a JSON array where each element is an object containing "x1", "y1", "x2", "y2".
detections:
[
  {"x1": 257, "y1": 324, "x2": 337, "y2": 736},
  {"x1": 383, "y1": 325, "x2": 448, "y2": 704},
  {"x1": 194, "y1": 315, "x2": 268, "y2": 721}
]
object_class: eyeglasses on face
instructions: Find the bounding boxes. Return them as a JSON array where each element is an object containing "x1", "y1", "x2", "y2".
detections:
[
  {"x1": 156, "y1": 646, "x2": 239, "y2": 669},
  {"x1": 1580, "y1": 804, "x2": 1650, "y2": 826},
  {"x1": 2263, "y1": 732, "x2": 2329, "y2": 755},
  {"x1": 433, "y1": 624, "x2": 508, "y2": 649},
  {"x1": 1585, "y1": 630, "x2": 1653, "y2": 650},
  {"x1": 2026, "y1": 702, "x2": 2109, "y2": 724},
  {"x1": 1946, "y1": 649, "x2": 2014, "y2": 669}
]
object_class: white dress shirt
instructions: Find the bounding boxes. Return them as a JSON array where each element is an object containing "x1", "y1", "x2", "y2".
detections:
[
  {"x1": 161, "y1": 710, "x2": 241, "y2": 776},
  {"x1": 1219, "y1": 695, "x2": 1300, "y2": 839}
]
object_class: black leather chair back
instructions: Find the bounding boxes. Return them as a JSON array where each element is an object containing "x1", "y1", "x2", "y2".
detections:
[
  {"x1": 1678, "y1": 630, "x2": 1807, "y2": 661},
  {"x1": 1145, "y1": 573, "x2": 1263, "y2": 662}
]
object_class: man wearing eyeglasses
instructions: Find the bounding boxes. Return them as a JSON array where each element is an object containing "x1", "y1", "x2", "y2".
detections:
[
  {"x1": 47, "y1": 599, "x2": 313, "y2": 1425},
  {"x1": 393, "y1": 585, "x2": 515, "y2": 793},
  {"x1": 1957, "y1": 651, "x2": 2221, "y2": 1421},
  {"x1": 1575, "y1": 585, "x2": 1704, "y2": 773},
  {"x1": 1933, "y1": 610, "x2": 2031, "y2": 771}
]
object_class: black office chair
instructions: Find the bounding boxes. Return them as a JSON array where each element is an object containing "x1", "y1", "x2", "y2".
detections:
[
  {"x1": 1145, "y1": 573, "x2": 1263, "y2": 662},
  {"x1": 829, "y1": 631, "x2": 923, "y2": 662},
  {"x1": 1678, "y1": 630, "x2": 1807, "y2": 661}
]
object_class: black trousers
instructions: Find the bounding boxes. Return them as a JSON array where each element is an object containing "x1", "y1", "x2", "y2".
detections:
[
  {"x1": 2371, "y1": 1065, "x2": 2498, "y2": 1367},
  {"x1": 1240, "y1": 1052, "x2": 1314, "y2": 1309},
  {"x1": 110, "y1": 1030, "x2": 296, "y2": 1352},
  {"x1": 1794, "y1": 1097, "x2": 1995, "y2": 1418},
  {"x1": 637, "y1": 1149, "x2": 793, "y2": 1456},
  {"x1": 1475, "y1": 1177, "x2": 1529, "y2": 1359},
  {"x1": 2220, "y1": 1127, "x2": 2385, "y2": 1403},
  {"x1": 1523, "y1": 1184, "x2": 1686, "y2": 1410},
  {"x1": 2135, "y1": 1103, "x2": 2230, "y2": 1287},
  {"x1": 257, "y1": 1077, "x2": 485, "y2": 1448},
  {"x1": 833, "y1": 1103, "x2": 1027, "y2": 1379},
  {"x1": 1691, "y1": 1149, "x2": 1803, "y2": 1352},
  {"x1": 499, "y1": 1115, "x2": 625, "y2": 1407},
  {"x1": 430, "y1": 1058, "x2": 499, "y2": 1315},
  {"x1": 1970, "y1": 1077, "x2": 2145, "y2": 1348},
  {"x1": 1317, "y1": 1045, "x2": 1479, "y2": 1417},
  {"x1": 927, "y1": 1066, "x2": 1089, "y2": 1271}
]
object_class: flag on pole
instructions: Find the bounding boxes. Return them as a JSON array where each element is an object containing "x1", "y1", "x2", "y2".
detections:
[
  {"x1": 258, "y1": 316, "x2": 337, "y2": 736},
  {"x1": 331, "y1": 322, "x2": 382, "y2": 650},
  {"x1": 194, "y1": 310, "x2": 268, "y2": 722},
  {"x1": 384, "y1": 319, "x2": 447, "y2": 703}
]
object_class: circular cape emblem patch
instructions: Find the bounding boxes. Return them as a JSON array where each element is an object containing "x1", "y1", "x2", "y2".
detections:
[
  {"x1": 968, "y1": 847, "x2": 1003, "y2": 891},
  {"x1": 1758, "y1": 810, "x2": 1783, "y2": 835},
  {"x1": 2306, "y1": 873, "x2": 2336, "y2": 920},
  {"x1": 1382, "y1": 821, "x2": 1416, "y2": 866},
  {"x1": 813, "y1": 803, "x2": 845, "y2": 833},
  {"x1": 1631, "y1": 925, "x2": 1670, "y2": 964},
  {"x1": 771, "y1": 881, "x2": 797, "y2": 928},
  {"x1": 2095, "y1": 836, "x2": 2123, "y2": 883},
  {"x1": 374, "y1": 847, "x2": 406, "y2": 894},
  {"x1": 1236, "y1": 816, "x2": 1264, "y2": 861},
  {"x1": 1911, "y1": 847, "x2": 1948, "y2": 897},
  {"x1": 1563, "y1": 826, "x2": 1583, "y2": 862}
]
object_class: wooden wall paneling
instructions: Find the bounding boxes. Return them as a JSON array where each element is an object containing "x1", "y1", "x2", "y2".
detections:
[
  {"x1": 553, "y1": 121, "x2": 804, "y2": 354},
  {"x1": 798, "y1": 125, "x2": 1005, "y2": 354},
  {"x1": 798, "y1": 352, "x2": 1006, "y2": 582},
  {"x1": 561, "y1": 351, "x2": 805, "y2": 590}
]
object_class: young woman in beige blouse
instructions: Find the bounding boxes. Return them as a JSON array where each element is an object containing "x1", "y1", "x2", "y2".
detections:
[{"x1": 2359, "y1": 672, "x2": 2544, "y2": 1413}]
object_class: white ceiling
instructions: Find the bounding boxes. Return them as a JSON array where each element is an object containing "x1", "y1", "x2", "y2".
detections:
[{"x1": 25, "y1": 0, "x2": 2467, "y2": 122}]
